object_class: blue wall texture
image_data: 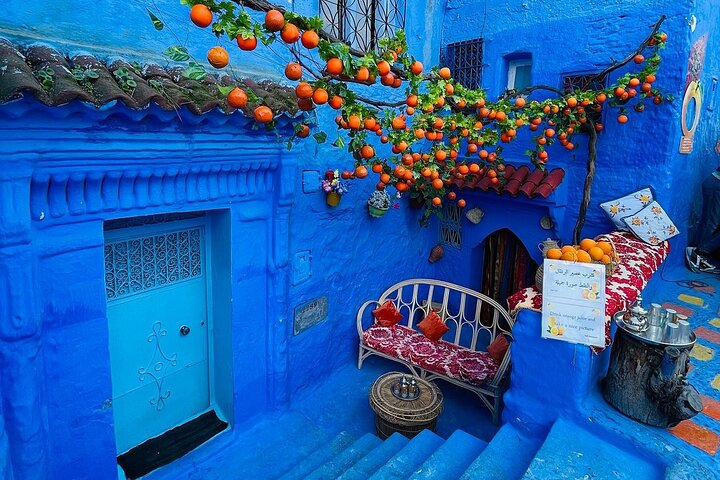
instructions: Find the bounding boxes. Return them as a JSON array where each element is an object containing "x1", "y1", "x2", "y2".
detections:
[{"x1": 0, "y1": 0, "x2": 718, "y2": 479}]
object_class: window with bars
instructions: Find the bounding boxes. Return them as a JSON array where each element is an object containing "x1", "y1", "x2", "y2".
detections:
[
  {"x1": 562, "y1": 73, "x2": 607, "y2": 132},
  {"x1": 319, "y1": 0, "x2": 406, "y2": 53},
  {"x1": 444, "y1": 38, "x2": 484, "y2": 90},
  {"x1": 439, "y1": 204, "x2": 463, "y2": 249}
]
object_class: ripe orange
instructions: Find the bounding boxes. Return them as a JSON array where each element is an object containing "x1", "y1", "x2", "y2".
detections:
[
  {"x1": 629, "y1": 78, "x2": 640, "y2": 87},
  {"x1": 396, "y1": 182, "x2": 409, "y2": 192},
  {"x1": 588, "y1": 246, "x2": 604, "y2": 261},
  {"x1": 364, "y1": 117, "x2": 377, "y2": 130},
  {"x1": 371, "y1": 163, "x2": 383, "y2": 173},
  {"x1": 575, "y1": 250, "x2": 591, "y2": 263},
  {"x1": 236, "y1": 35, "x2": 257, "y2": 51},
  {"x1": 280, "y1": 23, "x2": 300, "y2": 43},
  {"x1": 190, "y1": 4, "x2": 213, "y2": 28},
  {"x1": 355, "y1": 165, "x2": 368, "y2": 178},
  {"x1": 633, "y1": 54, "x2": 644, "y2": 64},
  {"x1": 355, "y1": 66, "x2": 370, "y2": 82},
  {"x1": 297, "y1": 98, "x2": 314, "y2": 111},
  {"x1": 360, "y1": 145, "x2": 374, "y2": 159},
  {"x1": 438, "y1": 67, "x2": 451, "y2": 79},
  {"x1": 447, "y1": 191, "x2": 457, "y2": 200},
  {"x1": 227, "y1": 87, "x2": 248, "y2": 108},
  {"x1": 312, "y1": 88, "x2": 328, "y2": 105},
  {"x1": 445, "y1": 83, "x2": 454, "y2": 95},
  {"x1": 296, "y1": 124, "x2": 310, "y2": 138},
  {"x1": 617, "y1": 114, "x2": 628, "y2": 124},
  {"x1": 301, "y1": 30, "x2": 320, "y2": 49},
  {"x1": 560, "y1": 251, "x2": 577, "y2": 262},
  {"x1": 391, "y1": 115, "x2": 406, "y2": 130},
  {"x1": 579, "y1": 238, "x2": 596, "y2": 251},
  {"x1": 295, "y1": 82, "x2": 313, "y2": 99},
  {"x1": 567, "y1": 97, "x2": 578, "y2": 107},
  {"x1": 411, "y1": 61, "x2": 423, "y2": 75},
  {"x1": 432, "y1": 197, "x2": 442, "y2": 207},
  {"x1": 596, "y1": 241, "x2": 613, "y2": 255},
  {"x1": 254, "y1": 106, "x2": 273, "y2": 123},
  {"x1": 515, "y1": 97, "x2": 526, "y2": 108},
  {"x1": 432, "y1": 178, "x2": 444, "y2": 189},
  {"x1": 207, "y1": 46, "x2": 229, "y2": 68},
  {"x1": 595, "y1": 93, "x2": 607, "y2": 103},
  {"x1": 546, "y1": 248, "x2": 563, "y2": 260},
  {"x1": 435, "y1": 150, "x2": 447, "y2": 161},
  {"x1": 601, "y1": 255, "x2": 611, "y2": 264},
  {"x1": 457, "y1": 199, "x2": 466, "y2": 208},
  {"x1": 545, "y1": 128, "x2": 555, "y2": 138},
  {"x1": 561, "y1": 245, "x2": 576, "y2": 254},
  {"x1": 329, "y1": 95, "x2": 343, "y2": 109},
  {"x1": 284, "y1": 62, "x2": 302, "y2": 80},
  {"x1": 377, "y1": 60, "x2": 391, "y2": 76},
  {"x1": 380, "y1": 173, "x2": 391, "y2": 184},
  {"x1": 264, "y1": 9, "x2": 285, "y2": 32},
  {"x1": 326, "y1": 58, "x2": 343, "y2": 75},
  {"x1": 348, "y1": 115, "x2": 361, "y2": 130}
]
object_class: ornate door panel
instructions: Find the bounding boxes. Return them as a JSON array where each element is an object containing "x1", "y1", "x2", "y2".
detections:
[{"x1": 104, "y1": 222, "x2": 209, "y2": 454}]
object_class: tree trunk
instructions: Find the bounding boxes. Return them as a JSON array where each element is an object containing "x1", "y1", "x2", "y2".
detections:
[{"x1": 602, "y1": 328, "x2": 702, "y2": 428}]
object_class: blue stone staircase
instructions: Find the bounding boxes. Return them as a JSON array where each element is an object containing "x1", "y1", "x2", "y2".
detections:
[{"x1": 273, "y1": 415, "x2": 703, "y2": 480}]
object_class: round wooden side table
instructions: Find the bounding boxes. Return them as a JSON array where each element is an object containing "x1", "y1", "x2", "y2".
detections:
[{"x1": 369, "y1": 372, "x2": 444, "y2": 439}]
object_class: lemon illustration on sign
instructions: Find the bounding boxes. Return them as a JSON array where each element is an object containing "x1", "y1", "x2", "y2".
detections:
[
  {"x1": 551, "y1": 326, "x2": 559, "y2": 335},
  {"x1": 549, "y1": 316, "x2": 556, "y2": 326},
  {"x1": 587, "y1": 291, "x2": 597, "y2": 300},
  {"x1": 557, "y1": 326, "x2": 565, "y2": 335},
  {"x1": 581, "y1": 289, "x2": 589, "y2": 299},
  {"x1": 549, "y1": 264, "x2": 557, "y2": 271}
]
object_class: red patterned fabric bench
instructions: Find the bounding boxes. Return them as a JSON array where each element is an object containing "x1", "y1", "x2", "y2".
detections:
[
  {"x1": 357, "y1": 279, "x2": 514, "y2": 424},
  {"x1": 507, "y1": 231, "x2": 669, "y2": 350}
]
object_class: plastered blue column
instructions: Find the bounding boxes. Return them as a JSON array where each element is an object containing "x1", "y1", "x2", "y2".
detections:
[
  {"x1": 503, "y1": 309, "x2": 611, "y2": 430},
  {"x1": 0, "y1": 378, "x2": 13, "y2": 480}
]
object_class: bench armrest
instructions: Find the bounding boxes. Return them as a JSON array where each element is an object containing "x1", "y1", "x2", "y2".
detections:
[{"x1": 356, "y1": 300, "x2": 382, "y2": 339}]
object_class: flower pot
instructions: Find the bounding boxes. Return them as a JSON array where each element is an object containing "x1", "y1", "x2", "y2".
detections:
[
  {"x1": 326, "y1": 191, "x2": 341, "y2": 206},
  {"x1": 368, "y1": 205, "x2": 389, "y2": 218}
]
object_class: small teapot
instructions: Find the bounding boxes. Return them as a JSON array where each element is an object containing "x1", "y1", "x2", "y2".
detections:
[{"x1": 538, "y1": 238, "x2": 560, "y2": 256}]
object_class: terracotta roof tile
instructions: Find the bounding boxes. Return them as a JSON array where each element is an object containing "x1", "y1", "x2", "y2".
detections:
[
  {"x1": 454, "y1": 166, "x2": 565, "y2": 199},
  {"x1": 0, "y1": 38, "x2": 298, "y2": 117}
]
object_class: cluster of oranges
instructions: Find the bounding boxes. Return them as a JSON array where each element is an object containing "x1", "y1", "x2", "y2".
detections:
[
  {"x1": 184, "y1": 3, "x2": 668, "y2": 215},
  {"x1": 545, "y1": 239, "x2": 614, "y2": 265}
]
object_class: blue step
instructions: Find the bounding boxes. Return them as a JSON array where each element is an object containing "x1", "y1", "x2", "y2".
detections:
[
  {"x1": 409, "y1": 430, "x2": 488, "y2": 479},
  {"x1": 460, "y1": 423, "x2": 544, "y2": 480},
  {"x1": 368, "y1": 430, "x2": 445, "y2": 480},
  {"x1": 337, "y1": 433, "x2": 410, "y2": 480},
  {"x1": 305, "y1": 433, "x2": 383, "y2": 480},
  {"x1": 279, "y1": 431, "x2": 355, "y2": 480},
  {"x1": 521, "y1": 418, "x2": 664, "y2": 480}
]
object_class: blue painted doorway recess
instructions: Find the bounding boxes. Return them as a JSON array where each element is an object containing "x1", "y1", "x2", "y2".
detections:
[{"x1": 104, "y1": 218, "x2": 211, "y2": 454}]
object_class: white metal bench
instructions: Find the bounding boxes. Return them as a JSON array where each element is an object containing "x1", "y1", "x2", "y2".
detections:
[{"x1": 357, "y1": 279, "x2": 514, "y2": 424}]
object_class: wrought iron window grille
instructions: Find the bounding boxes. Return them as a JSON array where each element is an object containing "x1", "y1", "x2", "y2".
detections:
[
  {"x1": 562, "y1": 73, "x2": 607, "y2": 133},
  {"x1": 440, "y1": 203, "x2": 463, "y2": 249},
  {"x1": 319, "y1": 0, "x2": 406, "y2": 53},
  {"x1": 443, "y1": 38, "x2": 484, "y2": 90}
]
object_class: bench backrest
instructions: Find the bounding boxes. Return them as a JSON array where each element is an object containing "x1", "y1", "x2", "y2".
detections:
[{"x1": 378, "y1": 278, "x2": 514, "y2": 351}]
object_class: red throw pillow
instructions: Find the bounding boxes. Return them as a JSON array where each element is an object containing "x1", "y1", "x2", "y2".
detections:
[
  {"x1": 418, "y1": 310, "x2": 449, "y2": 342},
  {"x1": 488, "y1": 335, "x2": 510, "y2": 364},
  {"x1": 372, "y1": 300, "x2": 403, "y2": 327}
]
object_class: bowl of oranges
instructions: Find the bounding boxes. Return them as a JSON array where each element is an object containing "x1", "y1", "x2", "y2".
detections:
[{"x1": 536, "y1": 238, "x2": 619, "y2": 292}]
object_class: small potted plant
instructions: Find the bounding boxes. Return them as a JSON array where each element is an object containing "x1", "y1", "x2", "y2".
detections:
[
  {"x1": 321, "y1": 170, "x2": 349, "y2": 206},
  {"x1": 368, "y1": 190, "x2": 391, "y2": 217}
]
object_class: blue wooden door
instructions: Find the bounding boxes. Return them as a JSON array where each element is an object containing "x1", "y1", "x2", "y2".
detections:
[{"x1": 104, "y1": 221, "x2": 210, "y2": 454}]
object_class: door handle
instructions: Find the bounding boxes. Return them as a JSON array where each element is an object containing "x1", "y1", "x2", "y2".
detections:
[{"x1": 180, "y1": 325, "x2": 190, "y2": 336}]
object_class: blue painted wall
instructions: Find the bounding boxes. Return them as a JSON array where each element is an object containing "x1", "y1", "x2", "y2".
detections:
[
  {"x1": 0, "y1": 2, "x2": 445, "y2": 479},
  {"x1": 441, "y1": 0, "x2": 709, "y2": 267},
  {"x1": 0, "y1": 0, "x2": 717, "y2": 479}
]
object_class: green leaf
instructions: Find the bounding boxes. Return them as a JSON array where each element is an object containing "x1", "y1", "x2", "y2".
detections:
[
  {"x1": 147, "y1": 9, "x2": 165, "y2": 31},
  {"x1": 126, "y1": 79, "x2": 137, "y2": 88},
  {"x1": 183, "y1": 62, "x2": 207, "y2": 81},
  {"x1": 163, "y1": 45, "x2": 190, "y2": 62},
  {"x1": 332, "y1": 137, "x2": 345, "y2": 148},
  {"x1": 217, "y1": 85, "x2": 235, "y2": 96},
  {"x1": 313, "y1": 132, "x2": 327, "y2": 144},
  {"x1": 85, "y1": 70, "x2": 99, "y2": 79}
]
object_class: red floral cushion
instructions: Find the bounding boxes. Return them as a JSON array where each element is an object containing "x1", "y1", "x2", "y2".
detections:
[
  {"x1": 362, "y1": 324, "x2": 499, "y2": 385},
  {"x1": 372, "y1": 300, "x2": 403, "y2": 327},
  {"x1": 417, "y1": 311, "x2": 449, "y2": 341},
  {"x1": 487, "y1": 335, "x2": 509, "y2": 364}
]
